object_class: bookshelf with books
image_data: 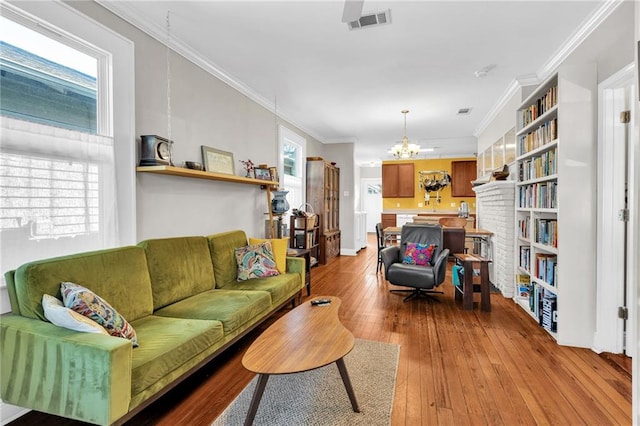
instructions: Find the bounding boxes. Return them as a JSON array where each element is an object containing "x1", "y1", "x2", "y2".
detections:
[
  {"x1": 289, "y1": 214, "x2": 320, "y2": 267},
  {"x1": 513, "y1": 64, "x2": 597, "y2": 348}
]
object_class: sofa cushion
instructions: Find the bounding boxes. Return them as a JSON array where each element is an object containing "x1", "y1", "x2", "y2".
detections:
[
  {"x1": 130, "y1": 315, "x2": 224, "y2": 397},
  {"x1": 12, "y1": 246, "x2": 153, "y2": 322},
  {"x1": 220, "y1": 273, "x2": 301, "y2": 307},
  {"x1": 207, "y1": 230, "x2": 249, "y2": 288},
  {"x1": 61, "y1": 282, "x2": 138, "y2": 346},
  {"x1": 138, "y1": 236, "x2": 216, "y2": 310},
  {"x1": 42, "y1": 294, "x2": 109, "y2": 335},
  {"x1": 234, "y1": 242, "x2": 280, "y2": 281},
  {"x1": 154, "y1": 289, "x2": 271, "y2": 334}
]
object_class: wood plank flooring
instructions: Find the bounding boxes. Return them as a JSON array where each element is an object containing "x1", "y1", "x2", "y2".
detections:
[{"x1": 8, "y1": 235, "x2": 632, "y2": 425}]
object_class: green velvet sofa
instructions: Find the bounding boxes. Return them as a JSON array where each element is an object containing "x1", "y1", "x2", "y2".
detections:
[{"x1": 0, "y1": 230, "x2": 304, "y2": 425}]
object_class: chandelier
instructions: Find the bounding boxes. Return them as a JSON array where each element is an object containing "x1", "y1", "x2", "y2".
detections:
[{"x1": 391, "y1": 109, "x2": 420, "y2": 159}]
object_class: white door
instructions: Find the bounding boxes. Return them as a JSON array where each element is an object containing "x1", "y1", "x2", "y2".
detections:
[
  {"x1": 595, "y1": 64, "x2": 634, "y2": 356},
  {"x1": 361, "y1": 178, "x2": 382, "y2": 233}
]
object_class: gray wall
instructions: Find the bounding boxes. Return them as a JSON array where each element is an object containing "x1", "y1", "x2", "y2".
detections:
[{"x1": 69, "y1": 1, "x2": 330, "y2": 241}]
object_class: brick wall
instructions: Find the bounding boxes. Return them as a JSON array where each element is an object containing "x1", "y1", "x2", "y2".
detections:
[{"x1": 473, "y1": 181, "x2": 515, "y2": 297}]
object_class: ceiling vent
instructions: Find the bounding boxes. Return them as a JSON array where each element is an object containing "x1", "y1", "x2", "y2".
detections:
[
  {"x1": 348, "y1": 10, "x2": 391, "y2": 31},
  {"x1": 457, "y1": 108, "x2": 472, "y2": 115}
]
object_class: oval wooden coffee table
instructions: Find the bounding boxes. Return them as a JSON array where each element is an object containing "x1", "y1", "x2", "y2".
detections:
[{"x1": 241, "y1": 296, "x2": 360, "y2": 425}]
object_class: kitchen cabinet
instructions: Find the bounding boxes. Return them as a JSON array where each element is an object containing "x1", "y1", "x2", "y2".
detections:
[
  {"x1": 451, "y1": 160, "x2": 476, "y2": 197},
  {"x1": 381, "y1": 213, "x2": 396, "y2": 229},
  {"x1": 382, "y1": 163, "x2": 415, "y2": 198}
]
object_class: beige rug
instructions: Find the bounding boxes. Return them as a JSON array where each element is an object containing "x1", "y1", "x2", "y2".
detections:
[{"x1": 212, "y1": 339, "x2": 400, "y2": 426}]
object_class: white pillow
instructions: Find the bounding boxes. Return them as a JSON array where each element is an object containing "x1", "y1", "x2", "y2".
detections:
[{"x1": 42, "y1": 294, "x2": 109, "y2": 335}]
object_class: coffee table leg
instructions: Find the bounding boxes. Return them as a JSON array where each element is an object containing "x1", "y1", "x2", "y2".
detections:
[
  {"x1": 244, "y1": 374, "x2": 269, "y2": 426},
  {"x1": 336, "y1": 358, "x2": 360, "y2": 413}
]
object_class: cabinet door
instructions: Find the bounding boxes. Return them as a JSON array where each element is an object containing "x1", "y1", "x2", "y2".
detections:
[
  {"x1": 397, "y1": 163, "x2": 415, "y2": 197},
  {"x1": 381, "y1": 213, "x2": 396, "y2": 229},
  {"x1": 382, "y1": 164, "x2": 399, "y2": 197},
  {"x1": 451, "y1": 160, "x2": 476, "y2": 197},
  {"x1": 382, "y1": 163, "x2": 414, "y2": 198}
]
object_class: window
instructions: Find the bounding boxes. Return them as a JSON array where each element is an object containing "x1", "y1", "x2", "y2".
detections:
[
  {"x1": 278, "y1": 125, "x2": 306, "y2": 217},
  {"x1": 0, "y1": 2, "x2": 134, "y2": 294}
]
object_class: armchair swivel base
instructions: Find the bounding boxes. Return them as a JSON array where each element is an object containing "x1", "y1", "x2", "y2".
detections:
[{"x1": 390, "y1": 287, "x2": 444, "y2": 302}]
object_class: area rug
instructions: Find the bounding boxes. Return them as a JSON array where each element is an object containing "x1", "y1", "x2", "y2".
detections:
[{"x1": 212, "y1": 339, "x2": 400, "y2": 426}]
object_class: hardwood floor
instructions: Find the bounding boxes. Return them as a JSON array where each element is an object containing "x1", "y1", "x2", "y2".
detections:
[{"x1": 9, "y1": 235, "x2": 632, "y2": 425}]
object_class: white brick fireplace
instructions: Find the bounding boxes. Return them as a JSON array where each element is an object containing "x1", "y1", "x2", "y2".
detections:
[{"x1": 473, "y1": 181, "x2": 515, "y2": 297}]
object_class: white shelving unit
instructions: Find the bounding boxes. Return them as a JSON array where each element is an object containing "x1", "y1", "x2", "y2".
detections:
[{"x1": 513, "y1": 64, "x2": 597, "y2": 348}]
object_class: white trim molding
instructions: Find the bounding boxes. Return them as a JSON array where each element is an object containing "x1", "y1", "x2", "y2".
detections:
[
  {"x1": 474, "y1": 0, "x2": 624, "y2": 138},
  {"x1": 96, "y1": 1, "x2": 327, "y2": 145}
]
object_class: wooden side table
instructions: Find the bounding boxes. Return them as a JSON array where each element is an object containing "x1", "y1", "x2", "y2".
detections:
[
  {"x1": 453, "y1": 253, "x2": 492, "y2": 312},
  {"x1": 287, "y1": 248, "x2": 311, "y2": 296}
]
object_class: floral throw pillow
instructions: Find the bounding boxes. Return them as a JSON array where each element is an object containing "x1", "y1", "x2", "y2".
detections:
[
  {"x1": 61, "y1": 282, "x2": 138, "y2": 347},
  {"x1": 402, "y1": 242, "x2": 437, "y2": 266},
  {"x1": 235, "y1": 241, "x2": 280, "y2": 281}
]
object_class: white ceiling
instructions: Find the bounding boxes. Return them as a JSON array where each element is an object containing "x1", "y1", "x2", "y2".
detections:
[{"x1": 102, "y1": 1, "x2": 606, "y2": 166}]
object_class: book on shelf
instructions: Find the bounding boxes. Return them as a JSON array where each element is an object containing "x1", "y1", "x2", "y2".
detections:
[
  {"x1": 535, "y1": 254, "x2": 557, "y2": 286},
  {"x1": 534, "y1": 218, "x2": 558, "y2": 247},
  {"x1": 541, "y1": 293, "x2": 558, "y2": 332},
  {"x1": 521, "y1": 85, "x2": 558, "y2": 128},
  {"x1": 519, "y1": 246, "x2": 531, "y2": 270},
  {"x1": 517, "y1": 274, "x2": 531, "y2": 299},
  {"x1": 518, "y1": 118, "x2": 557, "y2": 154},
  {"x1": 517, "y1": 217, "x2": 530, "y2": 239}
]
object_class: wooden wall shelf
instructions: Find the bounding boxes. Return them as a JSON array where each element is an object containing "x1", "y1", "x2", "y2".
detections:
[{"x1": 136, "y1": 165, "x2": 278, "y2": 187}]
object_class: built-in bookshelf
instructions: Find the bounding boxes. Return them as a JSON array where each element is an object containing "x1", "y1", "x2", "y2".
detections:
[{"x1": 513, "y1": 64, "x2": 597, "y2": 348}]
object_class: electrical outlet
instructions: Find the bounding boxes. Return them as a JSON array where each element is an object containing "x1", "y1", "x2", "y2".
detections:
[
  {"x1": 396, "y1": 203, "x2": 400, "y2": 208},
  {"x1": 418, "y1": 202, "x2": 423, "y2": 208},
  {"x1": 451, "y1": 202, "x2": 456, "y2": 207}
]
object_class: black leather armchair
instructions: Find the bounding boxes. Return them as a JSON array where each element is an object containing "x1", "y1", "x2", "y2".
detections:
[{"x1": 380, "y1": 223, "x2": 449, "y2": 302}]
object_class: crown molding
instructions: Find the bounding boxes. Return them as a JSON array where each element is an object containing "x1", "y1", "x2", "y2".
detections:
[
  {"x1": 474, "y1": 0, "x2": 623, "y2": 138},
  {"x1": 95, "y1": 1, "x2": 328, "y2": 144},
  {"x1": 473, "y1": 78, "x2": 521, "y2": 137},
  {"x1": 537, "y1": 0, "x2": 624, "y2": 80}
]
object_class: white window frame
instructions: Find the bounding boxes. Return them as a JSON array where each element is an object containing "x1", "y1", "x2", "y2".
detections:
[
  {"x1": 278, "y1": 125, "x2": 306, "y2": 214},
  {"x1": 1, "y1": 1, "x2": 136, "y2": 248},
  {"x1": 0, "y1": 3, "x2": 134, "y2": 273}
]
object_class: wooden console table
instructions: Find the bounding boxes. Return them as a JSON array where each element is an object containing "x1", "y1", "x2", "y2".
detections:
[{"x1": 453, "y1": 253, "x2": 492, "y2": 312}]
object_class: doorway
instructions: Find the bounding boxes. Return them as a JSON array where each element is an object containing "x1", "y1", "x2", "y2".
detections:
[
  {"x1": 595, "y1": 63, "x2": 635, "y2": 357},
  {"x1": 360, "y1": 178, "x2": 382, "y2": 233}
]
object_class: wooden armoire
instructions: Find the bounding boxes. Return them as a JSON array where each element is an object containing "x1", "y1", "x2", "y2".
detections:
[{"x1": 306, "y1": 158, "x2": 340, "y2": 264}]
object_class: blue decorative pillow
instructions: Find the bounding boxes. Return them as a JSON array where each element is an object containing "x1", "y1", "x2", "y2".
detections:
[
  {"x1": 235, "y1": 241, "x2": 280, "y2": 281},
  {"x1": 402, "y1": 242, "x2": 437, "y2": 266}
]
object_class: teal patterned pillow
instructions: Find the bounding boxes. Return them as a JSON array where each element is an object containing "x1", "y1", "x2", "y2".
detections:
[
  {"x1": 402, "y1": 242, "x2": 437, "y2": 266},
  {"x1": 235, "y1": 241, "x2": 280, "y2": 281},
  {"x1": 61, "y1": 282, "x2": 138, "y2": 347}
]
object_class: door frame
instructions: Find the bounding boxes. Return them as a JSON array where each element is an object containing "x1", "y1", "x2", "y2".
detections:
[
  {"x1": 594, "y1": 63, "x2": 634, "y2": 354},
  {"x1": 360, "y1": 178, "x2": 382, "y2": 233}
]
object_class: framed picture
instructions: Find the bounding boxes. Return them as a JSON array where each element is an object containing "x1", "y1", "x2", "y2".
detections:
[
  {"x1": 268, "y1": 166, "x2": 279, "y2": 182},
  {"x1": 201, "y1": 146, "x2": 234, "y2": 174},
  {"x1": 254, "y1": 167, "x2": 271, "y2": 180}
]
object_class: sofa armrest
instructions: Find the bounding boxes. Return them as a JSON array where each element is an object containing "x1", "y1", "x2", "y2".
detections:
[
  {"x1": 285, "y1": 256, "x2": 305, "y2": 290},
  {"x1": 0, "y1": 313, "x2": 132, "y2": 425}
]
